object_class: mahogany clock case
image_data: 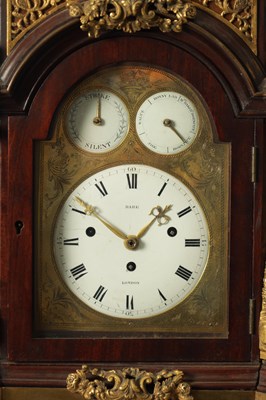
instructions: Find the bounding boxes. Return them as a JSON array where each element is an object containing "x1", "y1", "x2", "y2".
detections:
[{"x1": 0, "y1": 8, "x2": 265, "y2": 390}]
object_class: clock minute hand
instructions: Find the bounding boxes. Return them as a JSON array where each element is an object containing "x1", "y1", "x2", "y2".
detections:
[
  {"x1": 136, "y1": 205, "x2": 172, "y2": 239},
  {"x1": 75, "y1": 196, "x2": 128, "y2": 240}
]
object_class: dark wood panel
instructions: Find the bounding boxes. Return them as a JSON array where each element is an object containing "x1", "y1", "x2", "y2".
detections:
[
  {"x1": 0, "y1": 362, "x2": 260, "y2": 390},
  {"x1": 0, "y1": 387, "x2": 257, "y2": 400}
]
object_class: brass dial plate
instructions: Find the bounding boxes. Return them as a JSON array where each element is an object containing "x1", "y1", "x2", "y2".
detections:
[{"x1": 34, "y1": 64, "x2": 230, "y2": 338}]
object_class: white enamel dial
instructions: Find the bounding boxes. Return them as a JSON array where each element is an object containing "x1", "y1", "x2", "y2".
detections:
[
  {"x1": 66, "y1": 89, "x2": 129, "y2": 153},
  {"x1": 136, "y1": 91, "x2": 199, "y2": 155},
  {"x1": 53, "y1": 164, "x2": 209, "y2": 319}
]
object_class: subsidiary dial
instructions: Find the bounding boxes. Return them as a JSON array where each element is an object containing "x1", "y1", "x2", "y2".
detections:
[
  {"x1": 66, "y1": 89, "x2": 129, "y2": 153},
  {"x1": 136, "y1": 91, "x2": 199, "y2": 155}
]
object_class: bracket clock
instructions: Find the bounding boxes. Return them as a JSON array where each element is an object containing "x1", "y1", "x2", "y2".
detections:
[{"x1": 0, "y1": 1, "x2": 266, "y2": 399}]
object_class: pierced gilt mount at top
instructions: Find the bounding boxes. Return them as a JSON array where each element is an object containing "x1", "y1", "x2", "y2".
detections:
[
  {"x1": 66, "y1": 0, "x2": 197, "y2": 38},
  {"x1": 66, "y1": 365, "x2": 193, "y2": 400}
]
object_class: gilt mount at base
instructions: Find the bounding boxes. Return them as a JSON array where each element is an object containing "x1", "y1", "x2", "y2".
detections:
[
  {"x1": 66, "y1": 365, "x2": 193, "y2": 400},
  {"x1": 66, "y1": 0, "x2": 196, "y2": 38}
]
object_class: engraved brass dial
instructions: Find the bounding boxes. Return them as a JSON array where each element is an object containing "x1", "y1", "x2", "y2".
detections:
[{"x1": 35, "y1": 65, "x2": 229, "y2": 336}]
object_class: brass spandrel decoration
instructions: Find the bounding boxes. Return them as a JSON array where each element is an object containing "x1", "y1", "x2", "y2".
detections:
[
  {"x1": 7, "y1": 0, "x2": 257, "y2": 53},
  {"x1": 259, "y1": 264, "x2": 266, "y2": 360},
  {"x1": 66, "y1": 366, "x2": 193, "y2": 400},
  {"x1": 192, "y1": 0, "x2": 256, "y2": 52},
  {"x1": 66, "y1": 0, "x2": 196, "y2": 38},
  {"x1": 7, "y1": 0, "x2": 65, "y2": 52}
]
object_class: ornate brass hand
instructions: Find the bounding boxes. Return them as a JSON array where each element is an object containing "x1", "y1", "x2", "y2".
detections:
[
  {"x1": 163, "y1": 118, "x2": 186, "y2": 143},
  {"x1": 136, "y1": 205, "x2": 172, "y2": 239},
  {"x1": 75, "y1": 197, "x2": 172, "y2": 251},
  {"x1": 75, "y1": 196, "x2": 127, "y2": 240}
]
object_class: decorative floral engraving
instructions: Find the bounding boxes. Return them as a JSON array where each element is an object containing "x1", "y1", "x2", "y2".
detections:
[
  {"x1": 179, "y1": 142, "x2": 222, "y2": 207},
  {"x1": 114, "y1": 101, "x2": 128, "y2": 142},
  {"x1": 171, "y1": 283, "x2": 221, "y2": 327},
  {"x1": 66, "y1": 366, "x2": 193, "y2": 400},
  {"x1": 45, "y1": 139, "x2": 81, "y2": 212},
  {"x1": 41, "y1": 266, "x2": 85, "y2": 325}
]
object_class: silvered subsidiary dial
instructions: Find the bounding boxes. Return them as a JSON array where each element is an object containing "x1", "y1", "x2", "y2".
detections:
[
  {"x1": 136, "y1": 91, "x2": 199, "y2": 155},
  {"x1": 53, "y1": 164, "x2": 209, "y2": 319},
  {"x1": 66, "y1": 89, "x2": 129, "y2": 153}
]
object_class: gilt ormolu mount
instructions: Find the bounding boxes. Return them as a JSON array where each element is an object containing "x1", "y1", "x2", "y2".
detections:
[
  {"x1": 66, "y1": 365, "x2": 193, "y2": 400},
  {"x1": 66, "y1": 0, "x2": 197, "y2": 38}
]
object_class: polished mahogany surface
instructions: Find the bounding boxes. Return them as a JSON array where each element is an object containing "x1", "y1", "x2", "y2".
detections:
[{"x1": 0, "y1": 7, "x2": 266, "y2": 391}]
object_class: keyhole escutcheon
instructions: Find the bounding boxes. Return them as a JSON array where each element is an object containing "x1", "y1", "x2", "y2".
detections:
[{"x1": 15, "y1": 220, "x2": 24, "y2": 235}]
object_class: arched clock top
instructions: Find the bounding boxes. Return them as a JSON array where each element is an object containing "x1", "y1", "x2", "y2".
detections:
[
  {"x1": 0, "y1": 9, "x2": 265, "y2": 118},
  {"x1": 7, "y1": 0, "x2": 257, "y2": 54}
]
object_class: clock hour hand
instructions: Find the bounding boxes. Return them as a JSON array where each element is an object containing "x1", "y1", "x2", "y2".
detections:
[
  {"x1": 163, "y1": 119, "x2": 186, "y2": 143},
  {"x1": 75, "y1": 196, "x2": 127, "y2": 240},
  {"x1": 136, "y1": 205, "x2": 172, "y2": 239},
  {"x1": 123, "y1": 205, "x2": 171, "y2": 251}
]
